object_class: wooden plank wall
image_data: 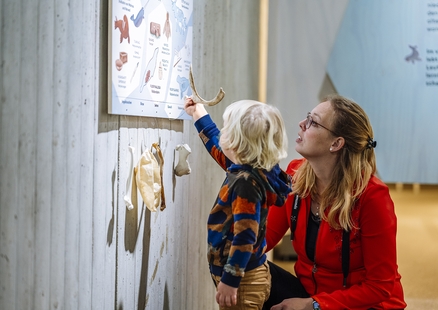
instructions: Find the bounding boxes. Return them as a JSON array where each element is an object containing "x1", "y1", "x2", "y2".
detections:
[{"x1": 0, "y1": 0, "x2": 260, "y2": 309}]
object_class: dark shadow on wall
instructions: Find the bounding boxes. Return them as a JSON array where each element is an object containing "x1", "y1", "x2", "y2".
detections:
[
  {"x1": 98, "y1": 0, "x2": 119, "y2": 135},
  {"x1": 107, "y1": 166, "x2": 116, "y2": 245},
  {"x1": 162, "y1": 282, "x2": 170, "y2": 310},
  {"x1": 124, "y1": 175, "x2": 140, "y2": 252},
  {"x1": 138, "y1": 207, "x2": 152, "y2": 310}
]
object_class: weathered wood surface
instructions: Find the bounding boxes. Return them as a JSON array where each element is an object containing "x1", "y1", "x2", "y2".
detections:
[{"x1": 0, "y1": 0, "x2": 260, "y2": 309}]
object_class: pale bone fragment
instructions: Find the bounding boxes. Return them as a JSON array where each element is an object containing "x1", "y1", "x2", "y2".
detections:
[
  {"x1": 152, "y1": 142, "x2": 166, "y2": 211},
  {"x1": 189, "y1": 65, "x2": 225, "y2": 106},
  {"x1": 124, "y1": 146, "x2": 135, "y2": 210},
  {"x1": 174, "y1": 144, "x2": 192, "y2": 176},
  {"x1": 135, "y1": 148, "x2": 161, "y2": 212}
]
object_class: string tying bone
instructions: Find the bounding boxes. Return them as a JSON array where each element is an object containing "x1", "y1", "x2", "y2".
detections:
[{"x1": 189, "y1": 65, "x2": 225, "y2": 106}]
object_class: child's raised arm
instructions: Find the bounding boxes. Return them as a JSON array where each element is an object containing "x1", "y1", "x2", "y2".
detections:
[
  {"x1": 184, "y1": 96, "x2": 208, "y2": 121},
  {"x1": 185, "y1": 96, "x2": 232, "y2": 171}
]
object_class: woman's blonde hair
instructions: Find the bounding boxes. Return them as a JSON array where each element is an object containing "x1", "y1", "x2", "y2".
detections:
[
  {"x1": 293, "y1": 94, "x2": 377, "y2": 230},
  {"x1": 220, "y1": 100, "x2": 288, "y2": 171}
]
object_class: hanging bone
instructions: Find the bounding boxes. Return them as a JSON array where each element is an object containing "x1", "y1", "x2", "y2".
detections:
[
  {"x1": 174, "y1": 144, "x2": 192, "y2": 176},
  {"x1": 152, "y1": 142, "x2": 166, "y2": 211},
  {"x1": 189, "y1": 66, "x2": 225, "y2": 106}
]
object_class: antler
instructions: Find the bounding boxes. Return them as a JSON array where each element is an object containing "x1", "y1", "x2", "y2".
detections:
[{"x1": 189, "y1": 66, "x2": 225, "y2": 106}]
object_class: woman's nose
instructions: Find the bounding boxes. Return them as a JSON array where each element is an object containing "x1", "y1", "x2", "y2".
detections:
[{"x1": 299, "y1": 119, "x2": 306, "y2": 131}]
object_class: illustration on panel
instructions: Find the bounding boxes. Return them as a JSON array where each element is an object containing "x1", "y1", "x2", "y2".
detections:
[{"x1": 109, "y1": 0, "x2": 193, "y2": 119}]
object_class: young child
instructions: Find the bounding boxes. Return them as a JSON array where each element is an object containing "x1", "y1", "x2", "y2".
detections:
[{"x1": 184, "y1": 97, "x2": 291, "y2": 309}]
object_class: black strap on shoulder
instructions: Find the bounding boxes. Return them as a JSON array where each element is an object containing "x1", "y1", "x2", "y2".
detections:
[
  {"x1": 290, "y1": 194, "x2": 301, "y2": 241},
  {"x1": 289, "y1": 194, "x2": 351, "y2": 287},
  {"x1": 342, "y1": 229, "x2": 350, "y2": 287}
]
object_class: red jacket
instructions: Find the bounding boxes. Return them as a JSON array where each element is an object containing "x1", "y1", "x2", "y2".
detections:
[{"x1": 266, "y1": 159, "x2": 406, "y2": 309}]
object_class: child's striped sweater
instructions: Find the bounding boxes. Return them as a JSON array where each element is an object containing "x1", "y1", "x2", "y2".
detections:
[{"x1": 194, "y1": 114, "x2": 291, "y2": 288}]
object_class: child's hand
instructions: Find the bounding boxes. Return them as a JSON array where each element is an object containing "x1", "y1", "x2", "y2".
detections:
[
  {"x1": 216, "y1": 281, "x2": 238, "y2": 307},
  {"x1": 184, "y1": 96, "x2": 196, "y2": 116},
  {"x1": 184, "y1": 96, "x2": 208, "y2": 121}
]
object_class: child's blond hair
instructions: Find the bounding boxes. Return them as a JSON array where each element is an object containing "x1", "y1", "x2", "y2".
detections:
[{"x1": 220, "y1": 100, "x2": 288, "y2": 171}]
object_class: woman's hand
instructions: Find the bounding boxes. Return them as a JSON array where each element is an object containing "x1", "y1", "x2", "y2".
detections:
[
  {"x1": 270, "y1": 297, "x2": 314, "y2": 310},
  {"x1": 184, "y1": 96, "x2": 208, "y2": 121},
  {"x1": 216, "y1": 281, "x2": 238, "y2": 307}
]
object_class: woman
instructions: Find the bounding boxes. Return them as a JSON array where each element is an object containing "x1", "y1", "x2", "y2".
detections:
[{"x1": 264, "y1": 94, "x2": 406, "y2": 310}]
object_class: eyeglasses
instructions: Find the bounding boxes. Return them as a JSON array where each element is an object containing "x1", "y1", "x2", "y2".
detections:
[{"x1": 305, "y1": 112, "x2": 338, "y2": 136}]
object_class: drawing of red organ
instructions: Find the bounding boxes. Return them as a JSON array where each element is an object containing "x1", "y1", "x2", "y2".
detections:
[
  {"x1": 150, "y1": 22, "x2": 161, "y2": 37},
  {"x1": 145, "y1": 70, "x2": 151, "y2": 83}
]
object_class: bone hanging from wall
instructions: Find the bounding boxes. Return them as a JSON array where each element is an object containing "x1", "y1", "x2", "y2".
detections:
[
  {"x1": 134, "y1": 147, "x2": 161, "y2": 212},
  {"x1": 152, "y1": 142, "x2": 166, "y2": 211},
  {"x1": 174, "y1": 144, "x2": 191, "y2": 176}
]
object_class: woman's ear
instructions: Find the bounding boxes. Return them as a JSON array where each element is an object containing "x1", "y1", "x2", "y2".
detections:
[{"x1": 330, "y1": 137, "x2": 345, "y2": 152}]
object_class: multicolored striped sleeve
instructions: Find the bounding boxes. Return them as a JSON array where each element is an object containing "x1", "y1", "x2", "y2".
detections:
[{"x1": 194, "y1": 114, "x2": 232, "y2": 170}]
